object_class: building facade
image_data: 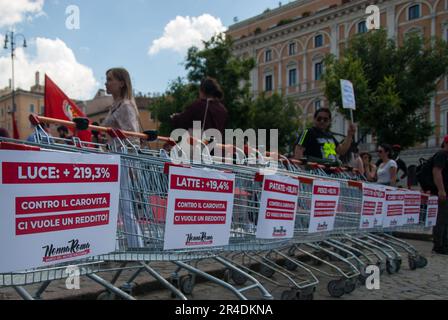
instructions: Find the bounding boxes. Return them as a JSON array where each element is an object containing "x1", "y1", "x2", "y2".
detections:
[
  {"x1": 227, "y1": 0, "x2": 448, "y2": 150},
  {"x1": 0, "y1": 72, "x2": 46, "y2": 140}
]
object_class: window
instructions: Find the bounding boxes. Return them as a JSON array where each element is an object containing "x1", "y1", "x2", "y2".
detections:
[
  {"x1": 314, "y1": 100, "x2": 321, "y2": 111},
  {"x1": 289, "y1": 43, "x2": 296, "y2": 55},
  {"x1": 314, "y1": 34, "x2": 323, "y2": 48},
  {"x1": 314, "y1": 62, "x2": 323, "y2": 81},
  {"x1": 358, "y1": 21, "x2": 367, "y2": 34},
  {"x1": 265, "y1": 75, "x2": 273, "y2": 91},
  {"x1": 30, "y1": 104, "x2": 35, "y2": 113},
  {"x1": 40, "y1": 105, "x2": 45, "y2": 115},
  {"x1": 408, "y1": 4, "x2": 420, "y2": 20},
  {"x1": 0, "y1": 108, "x2": 3, "y2": 117},
  {"x1": 265, "y1": 49, "x2": 272, "y2": 62},
  {"x1": 288, "y1": 69, "x2": 297, "y2": 87}
]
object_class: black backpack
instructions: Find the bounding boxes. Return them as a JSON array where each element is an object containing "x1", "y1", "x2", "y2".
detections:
[{"x1": 416, "y1": 157, "x2": 435, "y2": 191}]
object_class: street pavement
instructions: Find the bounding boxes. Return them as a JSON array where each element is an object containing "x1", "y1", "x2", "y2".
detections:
[{"x1": 0, "y1": 239, "x2": 447, "y2": 300}]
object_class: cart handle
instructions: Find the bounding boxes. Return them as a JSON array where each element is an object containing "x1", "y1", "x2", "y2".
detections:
[{"x1": 29, "y1": 114, "x2": 171, "y2": 143}]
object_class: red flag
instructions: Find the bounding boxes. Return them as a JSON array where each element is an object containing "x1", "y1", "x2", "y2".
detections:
[
  {"x1": 12, "y1": 112, "x2": 20, "y2": 139},
  {"x1": 44, "y1": 74, "x2": 91, "y2": 142}
]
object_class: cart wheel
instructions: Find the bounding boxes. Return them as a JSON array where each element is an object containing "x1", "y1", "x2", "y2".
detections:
[
  {"x1": 386, "y1": 259, "x2": 397, "y2": 274},
  {"x1": 284, "y1": 259, "x2": 298, "y2": 271},
  {"x1": 344, "y1": 280, "x2": 356, "y2": 294},
  {"x1": 327, "y1": 280, "x2": 345, "y2": 298},
  {"x1": 358, "y1": 274, "x2": 367, "y2": 286},
  {"x1": 120, "y1": 282, "x2": 136, "y2": 295},
  {"x1": 259, "y1": 264, "x2": 275, "y2": 278},
  {"x1": 179, "y1": 275, "x2": 195, "y2": 295},
  {"x1": 395, "y1": 258, "x2": 402, "y2": 273},
  {"x1": 377, "y1": 261, "x2": 386, "y2": 275},
  {"x1": 408, "y1": 256, "x2": 417, "y2": 271},
  {"x1": 97, "y1": 291, "x2": 116, "y2": 300},
  {"x1": 281, "y1": 289, "x2": 296, "y2": 300},
  {"x1": 416, "y1": 256, "x2": 428, "y2": 268},
  {"x1": 230, "y1": 270, "x2": 248, "y2": 286},
  {"x1": 296, "y1": 291, "x2": 314, "y2": 300},
  {"x1": 170, "y1": 277, "x2": 180, "y2": 298}
]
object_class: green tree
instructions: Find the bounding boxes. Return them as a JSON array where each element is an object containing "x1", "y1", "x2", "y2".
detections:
[
  {"x1": 149, "y1": 78, "x2": 197, "y2": 136},
  {"x1": 324, "y1": 29, "x2": 448, "y2": 149},
  {"x1": 185, "y1": 33, "x2": 255, "y2": 129},
  {"x1": 247, "y1": 93, "x2": 301, "y2": 153}
]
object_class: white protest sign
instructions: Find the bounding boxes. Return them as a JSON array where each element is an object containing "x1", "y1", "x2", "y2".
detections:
[
  {"x1": 383, "y1": 190, "x2": 405, "y2": 228},
  {"x1": 403, "y1": 191, "x2": 421, "y2": 225},
  {"x1": 255, "y1": 174, "x2": 299, "y2": 239},
  {"x1": 163, "y1": 166, "x2": 235, "y2": 250},
  {"x1": 308, "y1": 180, "x2": 340, "y2": 233},
  {"x1": 360, "y1": 184, "x2": 384, "y2": 229},
  {"x1": 340, "y1": 79, "x2": 356, "y2": 110},
  {"x1": 0, "y1": 150, "x2": 120, "y2": 273},
  {"x1": 425, "y1": 195, "x2": 439, "y2": 227},
  {"x1": 373, "y1": 186, "x2": 386, "y2": 228}
]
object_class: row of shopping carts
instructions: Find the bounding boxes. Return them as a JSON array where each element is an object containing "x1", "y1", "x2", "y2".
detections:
[{"x1": 0, "y1": 115, "x2": 432, "y2": 300}]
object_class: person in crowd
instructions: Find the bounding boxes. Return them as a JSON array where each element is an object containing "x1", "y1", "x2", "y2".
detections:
[
  {"x1": 376, "y1": 143, "x2": 398, "y2": 186},
  {"x1": 293, "y1": 108, "x2": 356, "y2": 164},
  {"x1": 27, "y1": 123, "x2": 53, "y2": 143},
  {"x1": 0, "y1": 127, "x2": 10, "y2": 138},
  {"x1": 360, "y1": 152, "x2": 377, "y2": 182},
  {"x1": 102, "y1": 67, "x2": 141, "y2": 144},
  {"x1": 170, "y1": 77, "x2": 228, "y2": 135},
  {"x1": 340, "y1": 143, "x2": 364, "y2": 174},
  {"x1": 57, "y1": 125, "x2": 72, "y2": 142},
  {"x1": 91, "y1": 121, "x2": 105, "y2": 145},
  {"x1": 417, "y1": 136, "x2": 448, "y2": 255}
]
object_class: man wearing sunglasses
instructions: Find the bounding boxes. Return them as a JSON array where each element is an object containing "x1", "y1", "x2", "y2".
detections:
[{"x1": 294, "y1": 108, "x2": 356, "y2": 164}]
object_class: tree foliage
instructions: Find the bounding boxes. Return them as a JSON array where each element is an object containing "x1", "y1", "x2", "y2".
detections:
[
  {"x1": 150, "y1": 34, "x2": 303, "y2": 152},
  {"x1": 324, "y1": 29, "x2": 448, "y2": 148}
]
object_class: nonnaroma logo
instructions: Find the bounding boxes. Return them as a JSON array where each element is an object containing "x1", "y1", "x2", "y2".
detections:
[
  {"x1": 185, "y1": 232, "x2": 213, "y2": 246},
  {"x1": 42, "y1": 239, "x2": 90, "y2": 262},
  {"x1": 272, "y1": 226, "x2": 287, "y2": 237},
  {"x1": 317, "y1": 221, "x2": 328, "y2": 231}
]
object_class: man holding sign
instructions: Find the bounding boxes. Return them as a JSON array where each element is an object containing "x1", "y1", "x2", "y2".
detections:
[{"x1": 294, "y1": 108, "x2": 356, "y2": 163}]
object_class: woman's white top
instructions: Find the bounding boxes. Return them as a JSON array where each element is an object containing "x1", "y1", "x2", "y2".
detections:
[{"x1": 377, "y1": 159, "x2": 398, "y2": 185}]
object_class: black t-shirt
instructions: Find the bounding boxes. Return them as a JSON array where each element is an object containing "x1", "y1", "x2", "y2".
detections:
[
  {"x1": 423, "y1": 150, "x2": 448, "y2": 194},
  {"x1": 296, "y1": 127, "x2": 340, "y2": 161}
]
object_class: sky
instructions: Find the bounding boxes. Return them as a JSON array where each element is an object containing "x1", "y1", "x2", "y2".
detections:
[{"x1": 0, "y1": 0, "x2": 287, "y2": 100}]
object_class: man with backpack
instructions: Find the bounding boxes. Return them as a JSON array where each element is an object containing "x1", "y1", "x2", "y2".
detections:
[{"x1": 417, "y1": 136, "x2": 448, "y2": 254}]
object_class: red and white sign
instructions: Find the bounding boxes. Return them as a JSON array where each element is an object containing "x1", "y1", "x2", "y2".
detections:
[
  {"x1": 163, "y1": 166, "x2": 235, "y2": 250},
  {"x1": 403, "y1": 191, "x2": 421, "y2": 225},
  {"x1": 308, "y1": 180, "x2": 340, "y2": 233},
  {"x1": 0, "y1": 150, "x2": 120, "y2": 273},
  {"x1": 425, "y1": 195, "x2": 439, "y2": 228},
  {"x1": 255, "y1": 175, "x2": 299, "y2": 239},
  {"x1": 383, "y1": 190, "x2": 405, "y2": 228},
  {"x1": 373, "y1": 186, "x2": 387, "y2": 227},
  {"x1": 360, "y1": 184, "x2": 385, "y2": 229}
]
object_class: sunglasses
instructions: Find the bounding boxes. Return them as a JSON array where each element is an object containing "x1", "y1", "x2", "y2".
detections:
[
  {"x1": 377, "y1": 150, "x2": 384, "y2": 154},
  {"x1": 316, "y1": 117, "x2": 330, "y2": 123}
]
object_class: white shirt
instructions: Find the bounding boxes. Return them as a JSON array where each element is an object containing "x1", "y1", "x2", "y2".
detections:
[{"x1": 377, "y1": 160, "x2": 398, "y2": 185}]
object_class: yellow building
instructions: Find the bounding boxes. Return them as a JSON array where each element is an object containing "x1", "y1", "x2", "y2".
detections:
[
  {"x1": 227, "y1": 0, "x2": 448, "y2": 149},
  {"x1": 0, "y1": 72, "x2": 46, "y2": 140}
]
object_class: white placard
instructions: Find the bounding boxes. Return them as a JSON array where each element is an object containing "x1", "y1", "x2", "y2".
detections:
[
  {"x1": 0, "y1": 150, "x2": 120, "y2": 273},
  {"x1": 383, "y1": 190, "x2": 405, "y2": 228},
  {"x1": 340, "y1": 79, "x2": 356, "y2": 110},
  {"x1": 163, "y1": 166, "x2": 235, "y2": 250},
  {"x1": 308, "y1": 180, "x2": 340, "y2": 233},
  {"x1": 255, "y1": 175, "x2": 299, "y2": 239},
  {"x1": 425, "y1": 195, "x2": 439, "y2": 228},
  {"x1": 403, "y1": 191, "x2": 421, "y2": 225},
  {"x1": 360, "y1": 184, "x2": 385, "y2": 229},
  {"x1": 373, "y1": 186, "x2": 386, "y2": 228}
]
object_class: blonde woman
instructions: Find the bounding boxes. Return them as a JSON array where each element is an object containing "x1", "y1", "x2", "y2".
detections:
[{"x1": 102, "y1": 68, "x2": 140, "y2": 143}]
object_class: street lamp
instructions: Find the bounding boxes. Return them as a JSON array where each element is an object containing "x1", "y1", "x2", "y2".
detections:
[{"x1": 3, "y1": 31, "x2": 27, "y2": 123}]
